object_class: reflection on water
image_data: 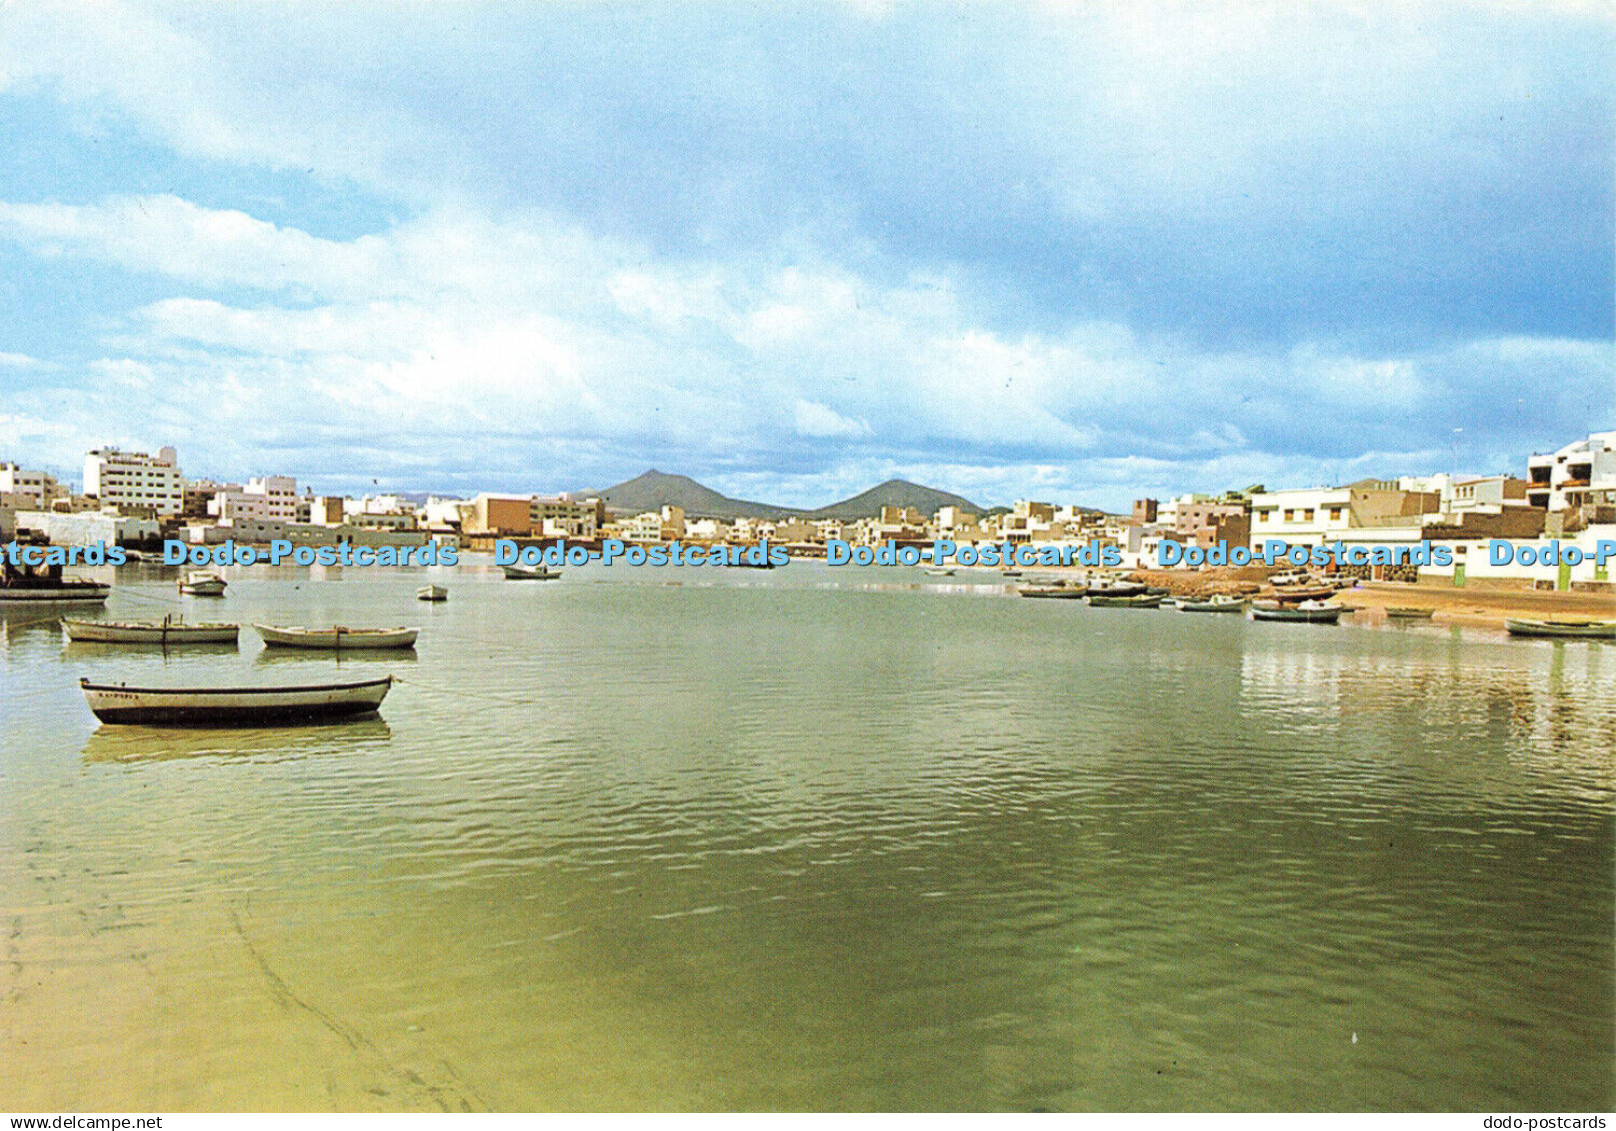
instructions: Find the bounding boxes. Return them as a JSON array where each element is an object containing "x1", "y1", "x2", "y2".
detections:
[
  {"x1": 0, "y1": 564, "x2": 1611, "y2": 1111},
  {"x1": 82, "y1": 718, "x2": 393, "y2": 763},
  {"x1": 63, "y1": 640, "x2": 242, "y2": 659}
]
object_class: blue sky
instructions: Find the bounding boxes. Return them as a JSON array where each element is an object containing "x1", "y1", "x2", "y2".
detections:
[{"x1": 0, "y1": 1, "x2": 1610, "y2": 509}]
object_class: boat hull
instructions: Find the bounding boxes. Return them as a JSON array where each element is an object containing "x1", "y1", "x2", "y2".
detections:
[
  {"x1": 1252, "y1": 605, "x2": 1344, "y2": 623},
  {"x1": 501, "y1": 565, "x2": 559, "y2": 580},
  {"x1": 81, "y1": 676, "x2": 392, "y2": 726},
  {"x1": 417, "y1": 585, "x2": 448, "y2": 601},
  {"x1": 64, "y1": 619, "x2": 239, "y2": 644},
  {"x1": 1505, "y1": 618, "x2": 1616, "y2": 639},
  {"x1": 1087, "y1": 594, "x2": 1162, "y2": 608},
  {"x1": 0, "y1": 584, "x2": 111, "y2": 604},
  {"x1": 1018, "y1": 586, "x2": 1087, "y2": 599},
  {"x1": 1177, "y1": 599, "x2": 1247, "y2": 613},
  {"x1": 255, "y1": 624, "x2": 419, "y2": 649}
]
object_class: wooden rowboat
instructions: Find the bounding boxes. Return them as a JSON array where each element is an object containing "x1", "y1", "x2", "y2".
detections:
[
  {"x1": 417, "y1": 585, "x2": 448, "y2": 602},
  {"x1": 1504, "y1": 618, "x2": 1616, "y2": 639},
  {"x1": 1177, "y1": 595, "x2": 1248, "y2": 613},
  {"x1": 1251, "y1": 600, "x2": 1344, "y2": 623},
  {"x1": 1385, "y1": 607, "x2": 1435, "y2": 620},
  {"x1": 501, "y1": 564, "x2": 560, "y2": 581},
  {"x1": 1087, "y1": 593, "x2": 1162, "y2": 608},
  {"x1": 254, "y1": 624, "x2": 419, "y2": 649},
  {"x1": 1018, "y1": 584, "x2": 1088, "y2": 599},
  {"x1": 63, "y1": 616, "x2": 239, "y2": 644},
  {"x1": 81, "y1": 675, "x2": 392, "y2": 725},
  {"x1": 179, "y1": 571, "x2": 227, "y2": 596}
]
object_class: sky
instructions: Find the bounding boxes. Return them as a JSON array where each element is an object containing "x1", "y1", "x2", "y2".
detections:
[{"x1": 0, "y1": 0, "x2": 1611, "y2": 510}]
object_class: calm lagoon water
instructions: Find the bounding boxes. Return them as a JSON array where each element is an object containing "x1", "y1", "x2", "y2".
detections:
[{"x1": 1, "y1": 559, "x2": 1611, "y2": 1111}]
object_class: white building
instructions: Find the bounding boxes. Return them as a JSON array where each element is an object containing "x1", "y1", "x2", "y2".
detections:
[
  {"x1": 246, "y1": 476, "x2": 299, "y2": 520},
  {"x1": 84, "y1": 446, "x2": 183, "y2": 516},
  {"x1": 0, "y1": 463, "x2": 66, "y2": 508},
  {"x1": 1248, "y1": 481, "x2": 1438, "y2": 548},
  {"x1": 1526, "y1": 431, "x2": 1616, "y2": 511}
]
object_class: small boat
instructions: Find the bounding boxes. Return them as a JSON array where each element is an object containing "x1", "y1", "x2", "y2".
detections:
[
  {"x1": 254, "y1": 624, "x2": 419, "y2": 649},
  {"x1": 1251, "y1": 600, "x2": 1344, "y2": 623},
  {"x1": 501, "y1": 564, "x2": 560, "y2": 581},
  {"x1": 1177, "y1": 595, "x2": 1248, "y2": 613},
  {"x1": 1001, "y1": 570, "x2": 1023, "y2": 578},
  {"x1": 923, "y1": 568, "x2": 955, "y2": 577},
  {"x1": 1267, "y1": 585, "x2": 1335, "y2": 603},
  {"x1": 1384, "y1": 606, "x2": 1435, "y2": 620},
  {"x1": 1504, "y1": 618, "x2": 1616, "y2": 640},
  {"x1": 1088, "y1": 581, "x2": 1147, "y2": 598},
  {"x1": 417, "y1": 585, "x2": 448, "y2": 602},
  {"x1": 0, "y1": 578, "x2": 110, "y2": 604},
  {"x1": 1087, "y1": 593, "x2": 1162, "y2": 608},
  {"x1": 63, "y1": 615, "x2": 239, "y2": 644},
  {"x1": 1, "y1": 557, "x2": 111, "y2": 604},
  {"x1": 179, "y1": 571, "x2": 227, "y2": 596},
  {"x1": 81, "y1": 675, "x2": 392, "y2": 725},
  {"x1": 1018, "y1": 584, "x2": 1088, "y2": 599}
]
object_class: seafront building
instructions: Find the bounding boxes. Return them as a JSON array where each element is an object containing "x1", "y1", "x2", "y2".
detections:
[
  {"x1": 1527, "y1": 430, "x2": 1616, "y2": 512},
  {"x1": 83, "y1": 446, "x2": 184, "y2": 516}
]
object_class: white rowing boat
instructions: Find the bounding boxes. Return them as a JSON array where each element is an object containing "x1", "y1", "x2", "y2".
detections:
[
  {"x1": 81, "y1": 675, "x2": 392, "y2": 725},
  {"x1": 179, "y1": 571, "x2": 227, "y2": 596},
  {"x1": 417, "y1": 585, "x2": 448, "y2": 602},
  {"x1": 1251, "y1": 600, "x2": 1345, "y2": 623},
  {"x1": 1504, "y1": 618, "x2": 1616, "y2": 639},
  {"x1": 501, "y1": 564, "x2": 560, "y2": 580},
  {"x1": 1177, "y1": 595, "x2": 1248, "y2": 613},
  {"x1": 255, "y1": 624, "x2": 419, "y2": 650},
  {"x1": 63, "y1": 615, "x2": 239, "y2": 644}
]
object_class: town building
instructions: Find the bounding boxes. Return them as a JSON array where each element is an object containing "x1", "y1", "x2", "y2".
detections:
[
  {"x1": 1247, "y1": 481, "x2": 1438, "y2": 548},
  {"x1": 0, "y1": 463, "x2": 67, "y2": 509},
  {"x1": 1526, "y1": 431, "x2": 1616, "y2": 512},
  {"x1": 83, "y1": 446, "x2": 184, "y2": 515}
]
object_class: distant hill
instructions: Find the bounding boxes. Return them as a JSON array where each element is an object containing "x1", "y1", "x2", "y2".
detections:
[
  {"x1": 584, "y1": 470, "x2": 795, "y2": 520},
  {"x1": 581, "y1": 470, "x2": 989, "y2": 522},
  {"x1": 807, "y1": 479, "x2": 984, "y2": 521}
]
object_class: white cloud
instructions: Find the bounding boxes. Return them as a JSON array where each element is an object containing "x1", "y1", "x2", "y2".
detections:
[{"x1": 793, "y1": 400, "x2": 869, "y2": 439}]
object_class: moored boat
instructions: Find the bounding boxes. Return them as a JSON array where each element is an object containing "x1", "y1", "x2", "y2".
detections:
[
  {"x1": 1504, "y1": 618, "x2": 1616, "y2": 639},
  {"x1": 1, "y1": 558, "x2": 110, "y2": 604},
  {"x1": 501, "y1": 564, "x2": 559, "y2": 581},
  {"x1": 1266, "y1": 585, "x2": 1335, "y2": 603},
  {"x1": 1018, "y1": 584, "x2": 1088, "y2": 599},
  {"x1": 0, "y1": 578, "x2": 111, "y2": 604},
  {"x1": 1385, "y1": 606, "x2": 1435, "y2": 620},
  {"x1": 63, "y1": 615, "x2": 239, "y2": 644},
  {"x1": 1251, "y1": 600, "x2": 1345, "y2": 623},
  {"x1": 179, "y1": 571, "x2": 227, "y2": 596},
  {"x1": 923, "y1": 567, "x2": 955, "y2": 577},
  {"x1": 1087, "y1": 581, "x2": 1147, "y2": 598},
  {"x1": 81, "y1": 675, "x2": 392, "y2": 725},
  {"x1": 1087, "y1": 593, "x2": 1162, "y2": 608},
  {"x1": 254, "y1": 624, "x2": 419, "y2": 649},
  {"x1": 417, "y1": 585, "x2": 448, "y2": 602},
  {"x1": 1178, "y1": 594, "x2": 1247, "y2": 613}
]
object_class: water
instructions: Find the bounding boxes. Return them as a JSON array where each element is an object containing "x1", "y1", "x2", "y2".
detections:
[{"x1": 2, "y1": 560, "x2": 1611, "y2": 1111}]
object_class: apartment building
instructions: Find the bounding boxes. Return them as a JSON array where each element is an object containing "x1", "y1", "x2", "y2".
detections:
[{"x1": 84, "y1": 446, "x2": 184, "y2": 515}]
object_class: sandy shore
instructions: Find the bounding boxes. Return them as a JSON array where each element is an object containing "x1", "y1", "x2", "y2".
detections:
[
  {"x1": 1328, "y1": 581, "x2": 1616, "y2": 629},
  {"x1": 1097, "y1": 566, "x2": 1616, "y2": 629}
]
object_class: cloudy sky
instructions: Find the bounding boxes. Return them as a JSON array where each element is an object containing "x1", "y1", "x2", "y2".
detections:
[{"x1": 0, "y1": 1, "x2": 1610, "y2": 509}]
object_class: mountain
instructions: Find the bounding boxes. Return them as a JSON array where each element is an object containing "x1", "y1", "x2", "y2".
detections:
[
  {"x1": 584, "y1": 470, "x2": 795, "y2": 520},
  {"x1": 581, "y1": 470, "x2": 988, "y2": 522},
  {"x1": 807, "y1": 479, "x2": 984, "y2": 521}
]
